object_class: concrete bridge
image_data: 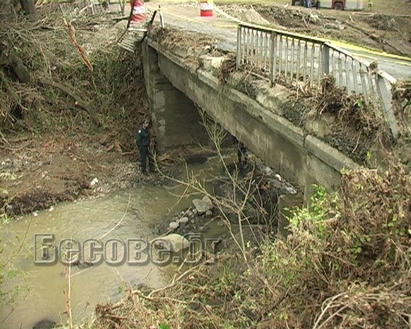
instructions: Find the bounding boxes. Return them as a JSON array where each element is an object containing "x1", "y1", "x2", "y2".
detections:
[
  {"x1": 141, "y1": 14, "x2": 405, "y2": 198},
  {"x1": 143, "y1": 36, "x2": 360, "y2": 197}
]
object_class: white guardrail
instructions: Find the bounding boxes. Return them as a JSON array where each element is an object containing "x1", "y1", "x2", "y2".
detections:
[{"x1": 236, "y1": 23, "x2": 400, "y2": 139}]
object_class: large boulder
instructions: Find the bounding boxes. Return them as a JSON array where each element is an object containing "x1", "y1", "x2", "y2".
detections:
[{"x1": 152, "y1": 234, "x2": 190, "y2": 253}]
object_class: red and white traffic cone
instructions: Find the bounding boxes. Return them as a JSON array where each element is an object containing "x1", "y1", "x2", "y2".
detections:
[
  {"x1": 200, "y1": 0, "x2": 213, "y2": 17},
  {"x1": 130, "y1": 0, "x2": 146, "y2": 24}
]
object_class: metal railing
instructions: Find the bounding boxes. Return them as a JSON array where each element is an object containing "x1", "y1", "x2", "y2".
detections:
[
  {"x1": 59, "y1": 0, "x2": 106, "y2": 17},
  {"x1": 236, "y1": 23, "x2": 399, "y2": 138}
]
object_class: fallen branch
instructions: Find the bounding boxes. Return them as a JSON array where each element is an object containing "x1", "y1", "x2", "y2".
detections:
[
  {"x1": 97, "y1": 193, "x2": 131, "y2": 240},
  {"x1": 62, "y1": 18, "x2": 93, "y2": 71},
  {"x1": 121, "y1": 150, "x2": 135, "y2": 156},
  {"x1": 0, "y1": 140, "x2": 32, "y2": 151},
  {"x1": 65, "y1": 257, "x2": 73, "y2": 329}
]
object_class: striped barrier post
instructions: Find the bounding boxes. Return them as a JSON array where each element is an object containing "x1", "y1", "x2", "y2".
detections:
[{"x1": 200, "y1": 0, "x2": 213, "y2": 17}]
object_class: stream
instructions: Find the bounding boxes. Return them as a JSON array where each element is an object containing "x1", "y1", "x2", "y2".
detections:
[{"x1": 1, "y1": 156, "x2": 231, "y2": 329}]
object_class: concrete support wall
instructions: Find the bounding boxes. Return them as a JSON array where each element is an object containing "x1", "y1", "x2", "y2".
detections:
[
  {"x1": 142, "y1": 43, "x2": 209, "y2": 152},
  {"x1": 143, "y1": 41, "x2": 359, "y2": 198}
]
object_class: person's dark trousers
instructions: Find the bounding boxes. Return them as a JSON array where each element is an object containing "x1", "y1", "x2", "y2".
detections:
[
  {"x1": 148, "y1": 149, "x2": 155, "y2": 172},
  {"x1": 237, "y1": 143, "x2": 247, "y2": 167},
  {"x1": 139, "y1": 146, "x2": 155, "y2": 174},
  {"x1": 139, "y1": 146, "x2": 148, "y2": 174}
]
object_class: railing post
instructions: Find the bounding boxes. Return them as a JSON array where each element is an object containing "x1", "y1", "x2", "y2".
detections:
[
  {"x1": 236, "y1": 25, "x2": 242, "y2": 70},
  {"x1": 269, "y1": 31, "x2": 276, "y2": 86},
  {"x1": 321, "y1": 43, "x2": 330, "y2": 76},
  {"x1": 159, "y1": 7, "x2": 164, "y2": 28},
  {"x1": 376, "y1": 75, "x2": 399, "y2": 139}
]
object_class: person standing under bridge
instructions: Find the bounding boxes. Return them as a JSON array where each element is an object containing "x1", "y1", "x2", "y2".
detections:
[
  {"x1": 136, "y1": 118, "x2": 156, "y2": 175},
  {"x1": 232, "y1": 136, "x2": 248, "y2": 169}
]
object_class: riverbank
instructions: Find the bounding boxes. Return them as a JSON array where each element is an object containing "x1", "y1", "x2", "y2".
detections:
[
  {"x1": 0, "y1": 131, "x2": 205, "y2": 220},
  {"x1": 87, "y1": 162, "x2": 411, "y2": 329}
]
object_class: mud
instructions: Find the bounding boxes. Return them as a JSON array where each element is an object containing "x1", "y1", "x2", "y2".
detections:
[{"x1": 0, "y1": 135, "x2": 133, "y2": 216}]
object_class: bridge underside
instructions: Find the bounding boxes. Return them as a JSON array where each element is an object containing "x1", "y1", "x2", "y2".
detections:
[{"x1": 143, "y1": 44, "x2": 210, "y2": 152}]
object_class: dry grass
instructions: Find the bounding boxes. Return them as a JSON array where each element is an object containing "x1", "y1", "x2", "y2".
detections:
[
  {"x1": 85, "y1": 159, "x2": 411, "y2": 329},
  {"x1": 367, "y1": 0, "x2": 411, "y2": 15},
  {"x1": 0, "y1": 13, "x2": 148, "y2": 142}
]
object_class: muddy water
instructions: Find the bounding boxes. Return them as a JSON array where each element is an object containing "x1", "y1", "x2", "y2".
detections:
[{"x1": 1, "y1": 157, "x2": 230, "y2": 329}]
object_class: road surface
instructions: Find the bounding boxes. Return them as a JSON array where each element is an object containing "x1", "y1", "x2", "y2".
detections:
[{"x1": 146, "y1": 2, "x2": 411, "y2": 80}]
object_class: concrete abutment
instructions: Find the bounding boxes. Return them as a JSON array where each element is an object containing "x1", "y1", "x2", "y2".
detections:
[{"x1": 142, "y1": 43, "x2": 209, "y2": 153}]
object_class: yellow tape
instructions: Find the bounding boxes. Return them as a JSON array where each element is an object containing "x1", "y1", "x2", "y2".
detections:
[
  {"x1": 213, "y1": 5, "x2": 411, "y2": 63},
  {"x1": 326, "y1": 40, "x2": 411, "y2": 62},
  {"x1": 159, "y1": 5, "x2": 411, "y2": 64}
]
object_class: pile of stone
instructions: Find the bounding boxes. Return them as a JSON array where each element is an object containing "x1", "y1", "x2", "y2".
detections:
[{"x1": 168, "y1": 195, "x2": 214, "y2": 231}]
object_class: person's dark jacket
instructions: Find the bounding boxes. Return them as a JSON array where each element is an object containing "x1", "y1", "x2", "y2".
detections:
[{"x1": 136, "y1": 125, "x2": 150, "y2": 149}]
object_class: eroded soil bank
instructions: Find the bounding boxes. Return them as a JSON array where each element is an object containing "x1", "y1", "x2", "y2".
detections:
[{"x1": 0, "y1": 5, "x2": 151, "y2": 218}]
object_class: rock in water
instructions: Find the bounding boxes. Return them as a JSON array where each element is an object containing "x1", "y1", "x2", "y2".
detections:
[
  {"x1": 169, "y1": 221, "x2": 179, "y2": 230},
  {"x1": 153, "y1": 234, "x2": 190, "y2": 253},
  {"x1": 192, "y1": 199, "x2": 208, "y2": 214},
  {"x1": 192, "y1": 196, "x2": 214, "y2": 214},
  {"x1": 177, "y1": 217, "x2": 189, "y2": 224},
  {"x1": 202, "y1": 196, "x2": 214, "y2": 210},
  {"x1": 33, "y1": 319, "x2": 56, "y2": 329}
]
